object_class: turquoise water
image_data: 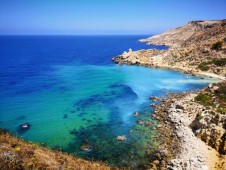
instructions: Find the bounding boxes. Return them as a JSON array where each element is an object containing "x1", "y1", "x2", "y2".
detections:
[
  {"x1": 0, "y1": 36, "x2": 216, "y2": 168},
  {"x1": 0, "y1": 64, "x2": 214, "y2": 166}
]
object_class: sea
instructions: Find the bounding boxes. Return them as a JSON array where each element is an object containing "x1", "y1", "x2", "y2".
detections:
[{"x1": 0, "y1": 35, "x2": 215, "y2": 168}]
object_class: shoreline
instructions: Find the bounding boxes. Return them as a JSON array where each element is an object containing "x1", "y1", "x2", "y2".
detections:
[
  {"x1": 112, "y1": 22, "x2": 226, "y2": 168},
  {"x1": 113, "y1": 59, "x2": 225, "y2": 169},
  {"x1": 113, "y1": 49, "x2": 225, "y2": 81},
  {"x1": 151, "y1": 91, "x2": 225, "y2": 169}
]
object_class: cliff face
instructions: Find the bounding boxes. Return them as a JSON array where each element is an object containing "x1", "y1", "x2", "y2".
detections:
[
  {"x1": 114, "y1": 20, "x2": 226, "y2": 78},
  {"x1": 0, "y1": 130, "x2": 111, "y2": 170}
]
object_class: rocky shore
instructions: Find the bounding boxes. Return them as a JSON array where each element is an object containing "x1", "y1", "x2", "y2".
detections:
[
  {"x1": 151, "y1": 88, "x2": 225, "y2": 170},
  {"x1": 113, "y1": 20, "x2": 226, "y2": 169}
]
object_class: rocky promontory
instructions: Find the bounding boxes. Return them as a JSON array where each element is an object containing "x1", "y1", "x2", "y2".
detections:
[{"x1": 114, "y1": 20, "x2": 226, "y2": 79}]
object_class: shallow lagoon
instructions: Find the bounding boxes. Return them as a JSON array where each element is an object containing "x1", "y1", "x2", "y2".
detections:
[{"x1": 0, "y1": 36, "x2": 216, "y2": 167}]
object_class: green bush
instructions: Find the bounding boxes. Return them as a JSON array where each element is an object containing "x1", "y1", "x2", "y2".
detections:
[
  {"x1": 214, "y1": 83, "x2": 226, "y2": 101},
  {"x1": 196, "y1": 113, "x2": 203, "y2": 120},
  {"x1": 211, "y1": 41, "x2": 222, "y2": 50},
  {"x1": 216, "y1": 107, "x2": 226, "y2": 114},
  {"x1": 212, "y1": 58, "x2": 226, "y2": 66},
  {"x1": 195, "y1": 93, "x2": 212, "y2": 106},
  {"x1": 198, "y1": 63, "x2": 210, "y2": 71}
]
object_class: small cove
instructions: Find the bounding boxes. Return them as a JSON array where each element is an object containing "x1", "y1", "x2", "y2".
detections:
[{"x1": 0, "y1": 35, "x2": 217, "y2": 167}]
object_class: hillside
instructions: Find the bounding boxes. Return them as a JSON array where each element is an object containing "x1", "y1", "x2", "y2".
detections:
[
  {"x1": 140, "y1": 20, "x2": 220, "y2": 48},
  {"x1": 0, "y1": 130, "x2": 111, "y2": 170},
  {"x1": 114, "y1": 20, "x2": 226, "y2": 78}
]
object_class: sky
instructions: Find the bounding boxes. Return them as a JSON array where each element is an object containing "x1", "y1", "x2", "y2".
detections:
[{"x1": 0, "y1": 0, "x2": 225, "y2": 35}]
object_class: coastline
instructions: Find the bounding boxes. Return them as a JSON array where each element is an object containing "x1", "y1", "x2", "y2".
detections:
[
  {"x1": 113, "y1": 56, "x2": 226, "y2": 169},
  {"x1": 151, "y1": 92, "x2": 225, "y2": 170},
  {"x1": 113, "y1": 49, "x2": 225, "y2": 81},
  {"x1": 113, "y1": 52, "x2": 226, "y2": 170},
  {"x1": 0, "y1": 19, "x2": 225, "y2": 169},
  {"x1": 112, "y1": 20, "x2": 226, "y2": 169}
]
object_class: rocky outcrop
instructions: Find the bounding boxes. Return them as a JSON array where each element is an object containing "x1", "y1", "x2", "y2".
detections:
[{"x1": 190, "y1": 82, "x2": 226, "y2": 156}]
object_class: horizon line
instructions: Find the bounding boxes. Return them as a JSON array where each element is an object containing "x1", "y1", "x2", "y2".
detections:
[{"x1": 0, "y1": 34, "x2": 153, "y2": 36}]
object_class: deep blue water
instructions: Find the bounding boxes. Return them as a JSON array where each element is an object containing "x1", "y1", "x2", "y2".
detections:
[
  {"x1": 0, "y1": 35, "x2": 215, "y2": 168},
  {"x1": 0, "y1": 35, "x2": 163, "y2": 80}
]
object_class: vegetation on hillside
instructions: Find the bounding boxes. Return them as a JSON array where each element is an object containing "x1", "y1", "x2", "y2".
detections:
[
  {"x1": 211, "y1": 41, "x2": 223, "y2": 50},
  {"x1": 195, "y1": 81, "x2": 226, "y2": 113},
  {"x1": 193, "y1": 81, "x2": 226, "y2": 156},
  {"x1": 195, "y1": 93, "x2": 213, "y2": 106},
  {"x1": 198, "y1": 58, "x2": 226, "y2": 71},
  {"x1": 198, "y1": 63, "x2": 210, "y2": 71},
  {"x1": 0, "y1": 130, "x2": 111, "y2": 170}
]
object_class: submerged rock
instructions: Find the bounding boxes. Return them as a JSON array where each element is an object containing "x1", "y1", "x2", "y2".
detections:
[
  {"x1": 80, "y1": 144, "x2": 92, "y2": 152},
  {"x1": 134, "y1": 112, "x2": 139, "y2": 117},
  {"x1": 137, "y1": 120, "x2": 144, "y2": 125},
  {"x1": 63, "y1": 114, "x2": 68, "y2": 119},
  {"x1": 145, "y1": 121, "x2": 152, "y2": 126},
  {"x1": 117, "y1": 135, "x2": 126, "y2": 141},
  {"x1": 17, "y1": 123, "x2": 31, "y2": 134},
  {"x1": 150, "y1": 96, "x2": 159, "y2": 101}
]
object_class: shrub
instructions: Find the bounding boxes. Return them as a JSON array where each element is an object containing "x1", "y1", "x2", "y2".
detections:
[
  {"x1": 196, "y1": 113, "x2": 203, "y2": 120},
  {"x1": 198, "y1": 63, "x2": 210, "y2": 71},
  {"x1": 212, "y1": 58, "x2": 226, "y2": 66},
  {"x1": 211, "y1": 41, "x2": 222, "y2": 50},
  {"x1": 195, "y1": 93, "x2": 212, "y2": 106},
  {"x1": 216, "y1": 107, "x2": 226, "y2": 114},
  {"x1": 214, "y1": 82, "x2": 226, "y2": 102}
]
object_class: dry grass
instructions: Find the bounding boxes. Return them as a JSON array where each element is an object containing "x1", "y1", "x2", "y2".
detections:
[{"x1": 0, "y1": 130, "x2": 114, "y2": 170}]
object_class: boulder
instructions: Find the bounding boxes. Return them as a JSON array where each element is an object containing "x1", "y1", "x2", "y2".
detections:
[
  {"x1": 80, "y1": 144, "x2": 92, "y2": 152},
  {"x1": 117, "y1": 135, "x2": 126, "y2": 141},
  {"x1": 17, "y1": 123, "x2": 31, "y2": 134},
  {"x1": 176, "y1": 104, "x2": 184, "y2": 110},
  {"x1": 137, "y1": 120, "x2": 144, "y2": 125},
  {"x1": 134, "y1": 112, "x2": 139, "y2": 117}
]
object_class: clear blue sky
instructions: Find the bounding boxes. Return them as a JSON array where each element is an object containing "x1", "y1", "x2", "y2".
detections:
[{"x1": 0, "y1": 0, "x2": 225, "y2": 35}]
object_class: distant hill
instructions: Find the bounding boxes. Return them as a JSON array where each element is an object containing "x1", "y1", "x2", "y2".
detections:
[{"x1": 140, "y1": 20, "x2": 223, "y2": 48}]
